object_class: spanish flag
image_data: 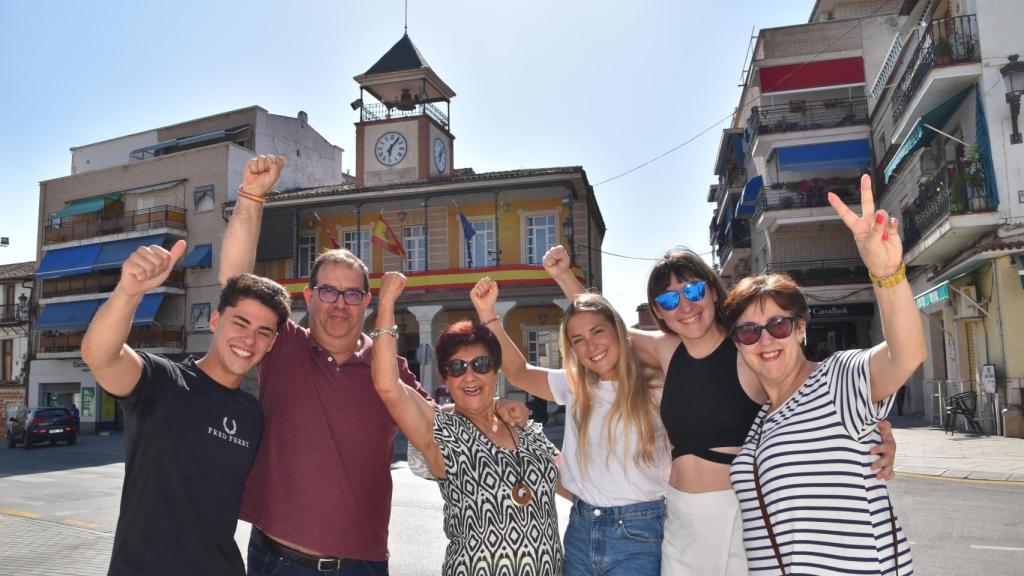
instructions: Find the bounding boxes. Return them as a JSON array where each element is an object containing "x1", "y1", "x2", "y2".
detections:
[{"x1": 371, "y1": 215, "x2": 406, "y2": 257}]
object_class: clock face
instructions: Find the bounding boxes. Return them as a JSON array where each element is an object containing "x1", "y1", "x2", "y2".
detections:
[
  {"x1": 433, "y1": 138, "x2": 447, "y2": 173},
  {"x1": 375, "y1": 132, "x2": 407, "y2": 166}
]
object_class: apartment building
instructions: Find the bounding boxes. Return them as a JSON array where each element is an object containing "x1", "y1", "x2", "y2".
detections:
[
  {"x1": 245, "y1": 34, "x2": 606, "y2": 399},
  {"x1": 32, "y1": 107, "x2": 344, "y2": 434}
]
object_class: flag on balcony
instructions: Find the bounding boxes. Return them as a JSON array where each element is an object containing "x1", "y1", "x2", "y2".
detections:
[
  {"x1": 371, "y1": 214, "x2": 406, "y2": 258},
  {"x1": 453, "y1": 201, "x2": 476, "y2": 267},
  {"x1": 313, "y1": 211, "x2": 341, "y2": 249}
]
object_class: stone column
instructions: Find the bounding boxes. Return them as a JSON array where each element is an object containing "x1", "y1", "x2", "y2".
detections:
[{"x1": 407, "y1": 305, "x2": 443, "y2": 396}]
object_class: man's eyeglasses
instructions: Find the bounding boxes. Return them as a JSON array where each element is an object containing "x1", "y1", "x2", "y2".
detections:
[
  {"x1": 654, "y1": 280, "x2": 706, "y2": 311},
  {"x1": 312, "y1": 285, "x2": 366, "y2": 306},
  {"x1": 446, "y1": 356, "x2": 494, "y2": 378},
  {"x1": 731, "y1": 315, "x2": 801, "y2": 346}
]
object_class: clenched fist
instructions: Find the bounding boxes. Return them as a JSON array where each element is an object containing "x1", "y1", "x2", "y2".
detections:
[
  {"x1": 118, "y1": 240, "x2": 187, "y2": 298},
  {"x1": 470, "y1": 277, "x2": 499, "y2": 314},
  {"x1": 542, "y1": 245, "x2": 571, "y2": 278},
  {"x1": 241, "y1": 155, "x2": 286, "y2": 198},
  {"x1": 378, "y1": 271, "x2": 407, "y2": 307}
]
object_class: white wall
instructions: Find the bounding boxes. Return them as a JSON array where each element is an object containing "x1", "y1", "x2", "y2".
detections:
[
  {"x1": 255, "y1": 110, "x2": 344, "y2": 191},
  {"x1": 71, "y1": 130, "x2": 159, "y2": 174}
]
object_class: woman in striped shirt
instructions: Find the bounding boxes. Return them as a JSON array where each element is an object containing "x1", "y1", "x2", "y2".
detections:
[{"x1": 725, "y1": 175, "x2": 924, "y2": 575}]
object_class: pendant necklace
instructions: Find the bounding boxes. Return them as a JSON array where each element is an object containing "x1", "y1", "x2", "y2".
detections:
[{"x1": 460, "y1": 407, "x2": 533, "y2": 507}]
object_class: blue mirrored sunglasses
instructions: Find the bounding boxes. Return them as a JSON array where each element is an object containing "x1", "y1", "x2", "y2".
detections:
[{"x1": 654, "y1": 280, "x2": 706, "y2": 311}]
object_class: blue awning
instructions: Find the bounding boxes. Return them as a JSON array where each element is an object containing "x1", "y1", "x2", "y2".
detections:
[
  {"x1": 179, "y1": 244, "x2": 213, "y2": 269},
  {"x1": 52, "y1": 193, "x2": 122, "y2": 219},
  {"x1": 735, "y1": 176, "x2": 763, "y2": 217},
  {"x1": 35, "y1": 244, "x2": 103, "y2": 279},
  {"x1": 34, "y1": 300, "x2": 103, "y2": 331},
  {"x1": 777, "y1": 139, "x2": 872, "y2": 173},
  {"x1": 93, "y1": 235, "x2": 166, "y2": 271},
  {"x1": 884, "y1": 87, "x2": 974, "y2": 183},
  {"x1": 132, "y1": 293, "x2": 165, "y2": 325}
]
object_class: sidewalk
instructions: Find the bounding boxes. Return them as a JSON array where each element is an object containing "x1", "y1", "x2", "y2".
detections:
[{"x1": 889, "y1": 416, "x2": 1024, "y2": 482}]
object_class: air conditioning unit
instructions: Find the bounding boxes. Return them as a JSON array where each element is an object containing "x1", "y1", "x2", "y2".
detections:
[{"x1": 955, "y1": 285, "x2": 982, "y2": 318}]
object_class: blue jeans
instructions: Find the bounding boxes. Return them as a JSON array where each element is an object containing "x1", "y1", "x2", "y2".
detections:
[
  {"x1": 246, "y1": 533, "x2": 388, "y2": 576},
  {"x1": 563, "y1": 497, "x2": 665, "y2": 576}
]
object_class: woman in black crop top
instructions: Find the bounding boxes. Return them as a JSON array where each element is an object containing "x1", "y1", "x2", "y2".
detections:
[{"x1": 543, "y1": 245, "x2": 898, "y2": 576}]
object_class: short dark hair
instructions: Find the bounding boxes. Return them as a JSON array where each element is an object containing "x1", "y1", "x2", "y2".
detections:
[
  {"x1": 435, "y1": 320, "x2": 503, "y2": 379},
  {"x1": 722, "y1": 273, "x2": 809, "y2": 331},
  {"x1": 309, "y1": 249, "x2": 370, "y2": 292},
  {"x1": 646, "y1": 247, "x2": 728, "y2": 332},
  {"x1": 218, "y1": 274, "x2": 292, "y2": 329}
]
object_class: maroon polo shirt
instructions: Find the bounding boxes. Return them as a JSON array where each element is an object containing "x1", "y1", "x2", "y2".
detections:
[{"x1": 239, "y1": 320, "x2": 426, "y2": 561}]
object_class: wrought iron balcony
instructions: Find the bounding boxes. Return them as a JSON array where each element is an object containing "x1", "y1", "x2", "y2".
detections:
[
  {"x1": 360, "y1": 101, "x2": 449, "y2": 129},
  {"x1": 0, "y1": 303, "x2": 28, "y2": 324},
  {"x1": 759, "y1": 176, "x2": 860, "y2": 212},
  {"x1": 760, "y1": 258, "x2": 869, "y2": 286},
  {"x1": 44, "y1": 205, "x2": 186, "y2": 245},
  {"x1": 37, "y1": 325, "x2": 184, "y2": 354},
  {"x1": 890, "y1": 15, "x2": 980, "y2": 126},
  {"x1": 749, "y1": 96, "x2": 868, "y2": 139},
  {"x1": 902, "y1": 161, "x2": 997, "y2": 251},
  {"x1": 716, "y1": 219, "x2": 751, "y2": 265}
]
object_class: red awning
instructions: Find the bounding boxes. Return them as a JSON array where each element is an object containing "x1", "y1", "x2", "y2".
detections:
[{"x1": 759, "y1": 57, "x2": 864, "y2": 93}]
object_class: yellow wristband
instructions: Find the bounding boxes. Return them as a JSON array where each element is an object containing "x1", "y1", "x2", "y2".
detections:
[{"x1": 869, "y1": 264, "x2": 906, "y2": 288}]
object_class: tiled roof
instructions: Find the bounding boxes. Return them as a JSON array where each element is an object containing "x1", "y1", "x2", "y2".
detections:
[
  {"x1": 365, "y1": 34, "x2": 430, "y2": 75},
  {"x1": 0, "y1": 261, "x2": 35, "y2": 281}
]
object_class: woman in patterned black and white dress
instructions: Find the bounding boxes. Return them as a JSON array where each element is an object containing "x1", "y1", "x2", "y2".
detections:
[
  {"x1": 725, "y1": 175, "x2": 924, "y2": 575},
  {"x1": 371, "y1": 272, "x2": 562, "y2": 576}
]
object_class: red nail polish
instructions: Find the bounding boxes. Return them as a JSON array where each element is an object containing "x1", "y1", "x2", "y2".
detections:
[
  {"x1": 882, "y1": 232, "x2": 889, "y2": 241},
  {"x1": 876, "y1": 213, "x2": 884, "y2": 224}
]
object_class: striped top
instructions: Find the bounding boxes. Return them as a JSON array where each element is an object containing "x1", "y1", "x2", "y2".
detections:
[{"x1": 730, "y1": 349, "x2": 913, "y2": 575}]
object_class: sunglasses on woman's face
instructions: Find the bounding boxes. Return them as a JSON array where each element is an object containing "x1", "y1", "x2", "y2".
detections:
[
  {"x1": 654, "y1": 280, "x2": 706, "y2": 311},
  {"x1": 446, "y1": 356, "x2": 494, "y2": 378},
  {"x1": 731, "y1": 315, "x2": 801, "y2": 346}
]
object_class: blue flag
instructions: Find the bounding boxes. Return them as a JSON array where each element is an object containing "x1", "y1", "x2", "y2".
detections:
[{"x1": 458, "y1": 211, "x2": 476, "y2": 241}]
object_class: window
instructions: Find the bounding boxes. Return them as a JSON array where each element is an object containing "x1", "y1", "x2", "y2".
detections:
[
  {"x1": 2, "y1": 339, "x2": 11, "y2": 382},
  {"x1": 526, "y1": 329, "x2": 561, "y2": 369},
  {"x1": 403, "y1": 226, "x2": 425, "y2": 272},
  {"x1": 194, "y1": 185, "x2": 215, "y2": 213},
  {"x1": 297, "y1": 233, "x2": 317, "y2": 278},
  {"x1": 191, "y1": 304, "x2": 211, "y2": 331},
  {"x1": 465, "y1": 219, "x2": 496, "y2": 267},
  {"x1": 341, "y1": 228, "x2": 371, "y2": 270},
  {"x1": 525, "y1": 214, "x2": 557, "y2": 265}
]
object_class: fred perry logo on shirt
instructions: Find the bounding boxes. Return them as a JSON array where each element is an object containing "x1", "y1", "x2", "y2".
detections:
[{"x1": 207, "y1": 416, "x2": 250, "y2": 448}]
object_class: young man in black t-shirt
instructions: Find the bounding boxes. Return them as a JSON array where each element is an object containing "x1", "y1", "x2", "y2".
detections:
[{"x1": 81, "y1": 236, "x2": 291, "y2": 576}]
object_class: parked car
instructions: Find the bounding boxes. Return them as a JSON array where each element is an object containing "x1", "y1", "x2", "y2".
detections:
[{"x1": 6, "y1": 407, "x2": 77, "y2": 449}]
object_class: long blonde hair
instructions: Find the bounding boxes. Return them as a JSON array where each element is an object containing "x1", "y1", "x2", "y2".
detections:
[{"x1": 559, "y1": 293, "x2": 664, "y2": 470}]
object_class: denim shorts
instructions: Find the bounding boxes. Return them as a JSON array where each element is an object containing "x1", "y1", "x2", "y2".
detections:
[{"x1": 563, "y1": 497, "x2": 665, "y2": 576}]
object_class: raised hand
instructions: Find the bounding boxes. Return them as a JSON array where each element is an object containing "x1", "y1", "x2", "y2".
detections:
[
  {"x1": 542, "y1": 245, "x2": 571, "y2": 278},
  {"x1": 470, "y1": 277, "x2": 499, "y2": 314},
  {"x1": 379, "y1": 271, "x2": 407, "y2": 308},
  {"x1": 119, "y1": 240, "x2": 187, "y2": 297},
  {"x1": 495, "y1": 398, "x2": 529, "y2": 428},
  {"x1": 241, "y1": 155, "x2": 286, "y2": 198},
  {"x1": 828, "y1": 174, "x2": 902, "y2": 279}
]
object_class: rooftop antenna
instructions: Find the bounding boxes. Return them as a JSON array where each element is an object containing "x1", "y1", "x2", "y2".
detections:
[{"x1": 404, "y1": 0, "x2": 408, "y2": 34}]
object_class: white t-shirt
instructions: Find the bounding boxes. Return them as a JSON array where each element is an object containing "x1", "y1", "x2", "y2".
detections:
[{"x1": 548, "y1": 370, "x2": 671, "y2": 507}]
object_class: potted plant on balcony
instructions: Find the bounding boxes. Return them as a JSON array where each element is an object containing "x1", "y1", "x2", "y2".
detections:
[{"x1": 933, "y1": 37, "x2": 953, "y2": 66}]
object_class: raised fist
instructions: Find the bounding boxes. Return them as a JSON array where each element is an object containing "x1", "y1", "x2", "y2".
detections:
[
  {"x1": 119, "y1": 240, "x2": 187, "y2": 298},
  {"x1": 470, "y1": 277, "x2": 499, "y2": 314},
  {"x1": 378, "y1": 271, "x2": 407, "y2": 306},
  {"x1": 542, "y1": 245, "x2": 571, "y2": 278},
  {"x1": 241, "y1": 155, "x2": 286, "y2": 198}
]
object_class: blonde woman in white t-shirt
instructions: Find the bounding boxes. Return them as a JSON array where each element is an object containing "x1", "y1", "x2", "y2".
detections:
[{"x1": 471, "y1": 277, "x2": 670, "y2": 576}]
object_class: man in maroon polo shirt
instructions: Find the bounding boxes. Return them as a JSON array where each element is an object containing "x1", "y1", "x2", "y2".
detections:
[{"x1": 219, "y1": 155, "x2": 423, "y2": 575}]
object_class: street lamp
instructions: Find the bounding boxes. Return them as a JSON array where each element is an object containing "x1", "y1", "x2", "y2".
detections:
[
  {"x1": 1000, "y1": 54, "x2": 1024, "y2": 144},
  {"x1": 561, "y1": 194, "x2": 575, "y2": 263}
]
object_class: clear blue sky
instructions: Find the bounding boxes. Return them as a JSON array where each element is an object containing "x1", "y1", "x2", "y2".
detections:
[{"x1": 0, "y1": 0, "x2": 814, "y2": 320}]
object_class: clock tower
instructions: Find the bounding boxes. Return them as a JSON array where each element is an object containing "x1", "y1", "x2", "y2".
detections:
[{"x1": 353, "y1": 34, "x2": 456, "y2": 187}]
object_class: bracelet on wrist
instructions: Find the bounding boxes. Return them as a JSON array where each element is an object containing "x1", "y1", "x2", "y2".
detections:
[
  {"x1": 869, "y1": 263, "x2": 907, "y2": 288},
  {"x1": 237, "y1": 184, "x2": 266, "y2": 205},
  {"x1": 480, "y1": 316, "x2": 501, "y2": 327}
]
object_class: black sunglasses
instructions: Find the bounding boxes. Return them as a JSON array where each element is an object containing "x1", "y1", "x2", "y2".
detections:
[
  {"x1": 731, "y1": 316, "x2": 801, "y2": 346},
  {"x1": 446, "y1": 356, "x2": 494, "y2": 378},
  {"x1": 312, "y1": 285, "x2": 366, "y2": 305}
]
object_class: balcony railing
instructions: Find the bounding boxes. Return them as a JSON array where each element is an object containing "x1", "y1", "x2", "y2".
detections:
[
  {"x1": 0, "y1": 303, "x2": 28, "y2": 324},
  {"x1": 44, "y1": 205, "x2": 185, "y2": 245},
  {"x1": 760, "y1": 258, "x2": 869, "y2": 286},
  {"x1": 902, "y1": 161, "x2": 998, "y2": 251},
  {"x1": 759, "y1": 176, "x2": 860, "y2": 211},
  {"x1": 890, "y1": 15, "x2": 980, "y2": 125},
  {"x1": 749, "y1": 96, "x2": 868, "y2": 139},
  {"x1": 360, "y1": 101, "x2": 449, "y2": 129},
  {"x1": 716, "y1": 220, "x2": 751, "y2": 265},
  {"x1": 37, "y1": 325, "x2": 184, "y2": 354},
  {"x1": 39, "y1": 270, "x2": 185, "y2": 299}
]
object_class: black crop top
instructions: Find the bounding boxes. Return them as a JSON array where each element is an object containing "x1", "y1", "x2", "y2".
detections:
[{"x1": 660, "y1": 337, "x2": 761, "y2": 465}]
